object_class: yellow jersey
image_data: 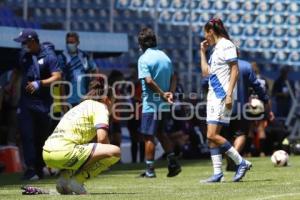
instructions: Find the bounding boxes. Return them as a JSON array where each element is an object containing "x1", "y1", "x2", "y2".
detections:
[{"x1": 44, "y1": 100, "x2": 109, "y2": 151}]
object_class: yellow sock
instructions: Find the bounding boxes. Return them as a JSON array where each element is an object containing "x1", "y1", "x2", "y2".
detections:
[{"x1": 73, "y1": 156, "x2": 120, "y2": 183}]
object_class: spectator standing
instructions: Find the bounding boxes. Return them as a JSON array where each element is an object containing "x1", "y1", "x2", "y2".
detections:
[{"x1": 12, "y1": 29, "x2": 61, "y2": 180}]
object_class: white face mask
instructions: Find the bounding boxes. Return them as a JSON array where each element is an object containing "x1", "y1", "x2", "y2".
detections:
[
  {"x1": 22, "y1": 44, "x2": 30, "y2": 53},
  {"x1": 66, "y1": 43, "x2": 78, "y2": 53}
]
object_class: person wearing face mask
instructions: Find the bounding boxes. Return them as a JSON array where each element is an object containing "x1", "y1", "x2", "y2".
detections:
[
  {"x1": 58, "y1": 32, "x2": 98, "y2": 111},
  {"x1": 10, "y1": 29, "x2": 61, "y2": 180}
]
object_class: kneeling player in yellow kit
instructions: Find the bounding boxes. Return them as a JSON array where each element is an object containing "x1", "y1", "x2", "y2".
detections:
[{"x1": 43, "y1": 80, "x2": 120, "y2": 195}]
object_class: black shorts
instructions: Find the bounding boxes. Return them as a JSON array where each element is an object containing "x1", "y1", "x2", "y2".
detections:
[
  {"x1": 140, "y1": 112, "x2": 169, "y2": 136},
  {"x1": 221, "y1": 119, "x2": 250, "y2": 140}
]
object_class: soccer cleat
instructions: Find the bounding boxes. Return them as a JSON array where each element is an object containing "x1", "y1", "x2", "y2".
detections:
[
  {"x1": 56, "y1": 177, "x2": 72, "y2": 195},
  {"x1": 202, "y1": 173, "x2": 224, "y2": 183},
  {"x1": 233, "y1": 159, "x2": 252, "y2": 182},
  {"x1": 67, "y1": 179, "x2": 87, "y2": 195},
  {"x1": 139, "y1": 171, "x2": 156, "y2": 178},
  {"x1": 22, "y1": 169, "x2": 40, "y2": 181},
  {"x1": 167, "y1": 164, "x2": 182, "y2": 177}
]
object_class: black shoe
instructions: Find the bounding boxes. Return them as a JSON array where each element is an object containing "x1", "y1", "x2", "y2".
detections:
[
  {"x1": 22, "y1": 169, "x2": 40, "y2": 181},
  {"x1": 139, "y1": 171, "x2": 156, "y2": 178},
  {"x1": 167, "y1": 164, "x2": 182, "y2": 177}
]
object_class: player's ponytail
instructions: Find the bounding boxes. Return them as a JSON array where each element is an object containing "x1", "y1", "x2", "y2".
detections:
[
  {"x1": 83, "y1": 79, "x2": 113, "y2": 104},
  {"x1": 204, "y1": 18, "x2": 231, "y2": 41}
]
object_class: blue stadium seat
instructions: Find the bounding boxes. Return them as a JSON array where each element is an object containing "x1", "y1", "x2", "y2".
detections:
[
  {"x1": 258, "y1": 27, "x2": 271, "y2": 37},
  {"x1": 257, "y1": 2, "x2": 269, "y2": 12},
  {"x1": 245, "y1": 39, "x2": 258, "y2": 48},
  {"x1": 272, "y1": 15, "x2": 285, "y2": 25},
  {"x1": 227, "y1": 1, "x2": 240, "y2": 10},
  {"x1": 259, "y1": 39, "x2": 272, "y2": 49},
  {"x1": 200, "y1": 0, "x2": 212, "y2": 10},
  {"x1": 172, "y1": 0, "x2": 186, "y2": 9},
  {"x1": 159, "y1": 0, "x2": 172, "y2": 9},
  {"x1": 242, "y1": 13, "x2": 255, "y2": 24},
  {"x1": 273, "y1": 2, "x2": 286, "y2": 12},
  {"x1": 214, "y1": 0, "x2": 226, "y2": 10},
  {"x1": 230, "y1": 25, "x2": 243, "y2": 36},
  {"x1": 288, "y1": 27, "x2": 299, "y2": 37},
  {"x1": 289, "y1": 2, "x2": 299, "y2": 12},
  {"x1": 227, "y1": 13, "x2": 240, "y2": 24},
  {"x1": 256, "y1": 14, "x2": 271, "y2": 25},
  {"x1": 275, "y1": 52, "x2": 288, "y2": 62},
  {"x1": 289, "y1": 52, "x2": 300, "y2": 62},
  {"x1": 144, "y1": 0, "x2": 155, "y2": 9},
  {"x1": 272, "y1": 27, "x2": 286, "y2": 37},
  {"x1": 117, "y1": 0, "x2": 131, "y2": 8},
  {"x1": 159, "y1": 11, "x2": 173, "y2": 23},
  {"x1": 131, "y1": 0, "x2": 144, "y2": 8},
  {"x1": 287, "y1": 15, "x2": 299, "y2": 25},
  {"x1": 172, "y1": 11, "x2": 187, "y2": 24},
  {"x1": 288, "y1": 39, "x2": 299, "y2": 49},
  {"x1": 243, "y1": 1, "x2": 256, "y2": 11}
]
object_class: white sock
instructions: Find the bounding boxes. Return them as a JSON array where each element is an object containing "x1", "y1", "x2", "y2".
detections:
[
  {"x1": 225, "y1": 147, "x2": 243, "y2": 165},
  {"x1": 211, "y1": 154, "x2": 222, "y2": 175}
]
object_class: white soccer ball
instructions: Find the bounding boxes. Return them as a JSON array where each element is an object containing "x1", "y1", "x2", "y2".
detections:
[
  {"x1": 271, "y1": 150, "x2": 289, "y2": 167},
  {"x1": 248, "y1": 98, "x2": 265, "y2": 115}
]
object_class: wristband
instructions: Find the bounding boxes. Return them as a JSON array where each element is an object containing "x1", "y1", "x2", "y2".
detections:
[{"x1": 32, "y1": 81, "x2": 41, "y2": 90}]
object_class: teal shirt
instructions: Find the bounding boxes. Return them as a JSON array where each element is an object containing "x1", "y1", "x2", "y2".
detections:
[{"x1": 138, "y1": 48, "x2": 173, "y2": 113}]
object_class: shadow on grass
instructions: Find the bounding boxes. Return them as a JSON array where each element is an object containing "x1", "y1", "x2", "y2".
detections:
[
  {"x1": 0, "y1": 159, "x2": 211, "y2": 186},
  {"x1": 90, "y1": 192, "x2": 138, "y2": 195},
  {"x1": 111, "y1": 159, "x2": 210, "y2": 172}
]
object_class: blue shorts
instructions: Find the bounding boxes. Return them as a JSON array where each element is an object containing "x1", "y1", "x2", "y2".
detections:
[{"x1": 140, "y1": 112, "x2": 169, "y2": 136}]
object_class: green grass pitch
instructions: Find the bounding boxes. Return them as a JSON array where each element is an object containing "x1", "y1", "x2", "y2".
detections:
[{"x1": 0, "y1": 156, "x2": 300, "y2": 200}]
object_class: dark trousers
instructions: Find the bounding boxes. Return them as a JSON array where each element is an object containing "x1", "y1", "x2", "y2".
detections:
[{"x1": 18, "y1": 105, "x2": 51, "y2": 177}]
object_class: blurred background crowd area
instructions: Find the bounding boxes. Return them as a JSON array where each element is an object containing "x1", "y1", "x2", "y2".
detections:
[{"x1": 0, "y1": 0, "x2": 300, "y2": 170}]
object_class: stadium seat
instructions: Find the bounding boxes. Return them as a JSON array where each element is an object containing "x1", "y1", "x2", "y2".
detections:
[
  {"x1": 159, "y1": 0, "x2": 172, "y2": 9},
  {"x1": 288, "y1": 39, "x2": 299, "y2": 49},
  {"x1": 214, "y1": 0, "x2": 226, "y2": 10},
  {"x1": 159, "y1": 10, "x2": 172, "y2": 23},
  {"x1": 227, "y1": 13, "x2": 240, "y2": 24},
  {"x1": 172, "y1": 0, "x2": 185, "y2": 9},
  {"x1": 289, "y1": 52, "x2": 300, "y2": 62},
  {"x1": 230, "y1": 25, "x2": 242, "y2": 36},
  {"x1": 257, "y1": 2, "x2": 269, "y2": 12},
  {"x1": 288, "y1": 27, "x2": 299, "y2": 37},
  {"x1": 144, "y1": 0, "x2": 155, "y2": 9},
  {"x1": 172, "y1": 11, "x2": 187, "y2": 24},
  {"x1": 200, "y1": 0, "x2": 212, "y2": 10},
  {"x1": 272, "y1": 15, "x2": 285, "y2": 25},
  {"x1": 259, "y1": 39, "x2": 272, "y2": 49},
  {"x1": 242, "y1": 13, "x2": 255, "y2": 24},
  {"x1": 272, "y1": 27, "x2": 286, "y2": 37},
  {"x1": 256, "y1": 14, "x2": 270, "y2": 25},
  {"x1": 289, "y1": 2, "x2": 299, "y2": 12},
  {"x1": 243, "y1": 1, "x2": 255, "y2": 11},
  {"x1": 245, "y1": 39, "x2": 258, "y2": 48},
  {"x1": 258, "y1": 27, "x2": 271, "y2": 37},
  {"x1": 273, "y1": 2, "x2": 285, "y2": 12},
  {"x1": 117, "y1": 0, "x2": 131, "y2": 8},
  {"x1": 227, "y1": 1, "x2": 240, "y2": 10},
  {"x1": 131, "y1": 0, "x2": 144, "y2": 8},
  {"x1": 287, "y1": 15, "x2": 299, "y2": 25}
]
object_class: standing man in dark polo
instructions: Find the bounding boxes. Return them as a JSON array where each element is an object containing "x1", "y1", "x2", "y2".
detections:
[{"x1": 11, "y1": 29, "x2": 61, "y2": 180}]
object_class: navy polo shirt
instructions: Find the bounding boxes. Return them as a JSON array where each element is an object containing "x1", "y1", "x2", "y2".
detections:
[{"x1": 18, "y1": 42, "x2": 60, "y2": 113}]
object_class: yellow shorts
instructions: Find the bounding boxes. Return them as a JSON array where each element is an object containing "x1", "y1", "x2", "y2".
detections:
[{"x1": 43, "y1": 143, "x2": 96, "y2": 170}]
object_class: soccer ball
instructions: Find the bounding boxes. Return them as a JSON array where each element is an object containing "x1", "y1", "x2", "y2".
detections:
[
  {"x1": 271, "y1": 150, "x2": 289, "y2": 167},
  {"x1": 248, "y1": 98, "x2": 265, "y2": 115}
]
